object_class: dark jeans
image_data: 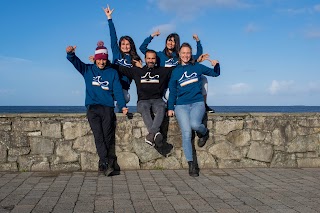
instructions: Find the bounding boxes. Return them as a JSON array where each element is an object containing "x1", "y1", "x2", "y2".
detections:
[
  {"x1": 137, "y1": 99, "x2": 166, "y2": 134},
  {"x1": 87, "y1": 105, "x2": 116, "y2": 164}
]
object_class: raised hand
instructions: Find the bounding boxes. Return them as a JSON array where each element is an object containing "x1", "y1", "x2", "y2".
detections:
[
  {"x1": 66, "y1": 46, "x2": 76, "y2": 53},
  {"x1": 103, "y1": 4, "x2": 114, "y2": 19},
  {"x1": 88, "y1": 55, "x2": 94, "y2": 63},
  {"x1": 192, "y1": 34, "x2": 200, "y2": 41},
  {"x1": 151, "y1": 29, "x2": 160, "y2": 38},
  {"x1": 197, "y1": 53, "x2": 210, "y2": 63}
]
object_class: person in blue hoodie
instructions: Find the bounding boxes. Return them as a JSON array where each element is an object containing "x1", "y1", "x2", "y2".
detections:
[
  {"x1": 167, "y1": 42, "x2": 220, "y2": 177},
  {"x1": 139, "y1": 30, "x2": 215, "y2": 113},
  {"x1": 66, "y1": 41, "x2": 128, "y2": 176},
  {"x1": 102, "y1": 4, "x2": 142, "y2": 107}
]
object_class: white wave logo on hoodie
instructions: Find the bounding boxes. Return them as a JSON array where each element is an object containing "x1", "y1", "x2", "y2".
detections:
[
  {"x1": 178, "y1": 71, "x2": 198, "y2": 87},
  {"x1": 92, "y1": 76, "x2": 109, "y2": 90},
  {"x1": 115, "y1": 59, "x2": 133, "y2": 68},
  {"x1": 164, "y1": 58, "x2": 178, "y2": 67},
  {"x1": 140, "y1": 72, "x2": 160, "y2": 83}
]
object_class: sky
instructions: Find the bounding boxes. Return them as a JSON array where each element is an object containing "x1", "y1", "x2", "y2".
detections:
[{"x1": 0, "y1": 0, "x2": 320, "y2": 106}]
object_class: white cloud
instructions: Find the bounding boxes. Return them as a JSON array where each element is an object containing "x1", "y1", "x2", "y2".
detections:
[
  {"x1": 228, "y1": 83, "x2": 251, "y2": 95},
  {"x1": 150, "y1": 24, "x2": 176, "y2": 36},
  {"x1": 268, "y1": 80, "x2": 295, "y2": 95}
]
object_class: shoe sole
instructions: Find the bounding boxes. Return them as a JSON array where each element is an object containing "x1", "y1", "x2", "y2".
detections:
[{"x1": 145, "y1": 139, "x2": 155, "y2": 146}]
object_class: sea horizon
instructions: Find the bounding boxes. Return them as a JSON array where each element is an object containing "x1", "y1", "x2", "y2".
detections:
[{"x1": 0, "y1": 105, "x2": 319, "y2": 114}]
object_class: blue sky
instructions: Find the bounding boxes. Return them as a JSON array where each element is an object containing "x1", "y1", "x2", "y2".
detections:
[{"x1": 1, "y1": 0, "x2": 319, "y2": 106}]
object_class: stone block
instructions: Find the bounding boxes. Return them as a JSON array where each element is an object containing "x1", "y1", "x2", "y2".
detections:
[
  {"x1": 41, "y1": 122, "x2": 61, "y2": 138},
  {"x1": 0, "y1": 144, "x2": 7, "y2": 162},
  {"x1": 154, "y1": 156, "x2": 180, "y2": 169},
  {"x1": 73, "y1": 135, "x2": 96, "y2": 153},
  {"x1": 226, "y1": 130, "x2": 250, "y2": 147},
  {"x1": 208, "y1": 141, "x2": 242, "y2": 160},
  {"x1": 0, "y1": 162, "x2": 18, "y2": 171},
  {"x1": 80, "y1": 152, "x2": 99, "y2": 171},
  {"x1": 54, "y1": 141, "x2": 78, "y2": 163},
  {"x1": 297, "y1": 158, "x2": 320, "y2": 167},
  {"x1": 63, "y1": 121, "x2": 91, "y2": 140},
  {"x1": 214, "y1": 120, "x2": 243, "y2": 135},
  {"x1": 287, "y1": 135, "x2": 319, "y2": 153},
  {"x1": 13, "y1": 120, "x2": 41, "y2": 132},
  {"x1": 117, "y1": 152, "x2": 140, "y2": 170},
  {"x1": 247, "y1": 141, "x2": 273, "y2": 162},
  {"x1": 29, "y1": 137, "x2": 54, "y2": 155}
]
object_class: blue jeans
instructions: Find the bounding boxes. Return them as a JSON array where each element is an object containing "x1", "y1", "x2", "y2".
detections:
[{"x1": 175, "y1": 101, "x2": 206, "y2": 161}]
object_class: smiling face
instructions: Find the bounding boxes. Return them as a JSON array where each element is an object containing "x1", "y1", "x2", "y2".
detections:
[
  {"x1": 95, "y1": 59, "x2": 107, "y2": 69},
  {"x1": 120, "y1": 39, "x2": 131, "y2": 54},
  {"x1": 179, "y1": 46, "x2": 192, "y2": 65},
  {"x1": 145, "y1": 51, "x2": 157, "y2": 69},
  {"x1": 166, "y1": 36, "x2": 176, "y2": 51}
]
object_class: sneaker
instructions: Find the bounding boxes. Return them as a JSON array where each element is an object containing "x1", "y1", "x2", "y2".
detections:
[
  {"x1": 198, "y1": 129, "x2": 209, "y2": 147},
  {"x1": 98, "y1": 162, "x2": 114, "y2": 176},
  {"x1": 205, "y1": 104, "x2": 215, "y2": 113},
  {"x1": 145, "y1": 133, "x2": 155, "y2": 146},
  {"x1": 154, "y1": 132, "x2": 163, "y2": 148}
]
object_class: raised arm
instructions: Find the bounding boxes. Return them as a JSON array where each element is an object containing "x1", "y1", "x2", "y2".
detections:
[
  {"x1": 192, "y1": 34, "x2": 203, "y2": 60},
  {"x1": 103, "y1": 5, "x2": 119, "y2": 57},
  {"x1": 66, "y1": 46, "x2": 87, "y2": 75},
  {"x1": 198, "y1": 60, "x2": 220, "y2": 77},
  {"x1": 139, "y1": 30, "x2": 160, "y2": 55}
]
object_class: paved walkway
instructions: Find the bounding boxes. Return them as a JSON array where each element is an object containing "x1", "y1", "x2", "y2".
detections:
[{"x1": 1, "y1": 168, "x2": 320, "y2": 213}]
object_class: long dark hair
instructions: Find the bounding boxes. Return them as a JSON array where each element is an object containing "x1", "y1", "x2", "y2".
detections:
[
  {"x1": 164, "y1": 33, "x2": 180, "y2": 58},
  {"x1": 178, "y1": 42, "x2": 195, "y2": 65},
  {"x1": 119, "y1": 36, "x2": 140, "y2": 60}
]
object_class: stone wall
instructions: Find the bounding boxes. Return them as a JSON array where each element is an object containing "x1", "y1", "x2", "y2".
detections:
[{"x1": 0, "y1": 113, "x2": 320, "y2": 172}]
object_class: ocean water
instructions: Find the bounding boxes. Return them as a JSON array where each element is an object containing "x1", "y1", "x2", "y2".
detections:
[{"x1": 0, "y1": 106, "x2": 319, "y2": 113}]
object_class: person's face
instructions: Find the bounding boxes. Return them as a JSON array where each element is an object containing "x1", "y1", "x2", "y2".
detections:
[
  {"x1": 179, "y1": 46, "x2": 192, "y2": 64},
  {"x1": 96, "y1": 59, "x2": 107, "y2": 69},
  {"x1": 120, "y1": 39, "x2": 131, "y2": 53},
  {"x1": 166, "y1": 37, "x2": 175, "y2": 50},
  {"x1": 145, "y1": 52, "x2": 157, "y2": 68}
]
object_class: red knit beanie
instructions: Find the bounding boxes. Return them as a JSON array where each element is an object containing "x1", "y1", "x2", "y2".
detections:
[{"x1": 94, "y1": 41, "x2": 108, "y2": 60}]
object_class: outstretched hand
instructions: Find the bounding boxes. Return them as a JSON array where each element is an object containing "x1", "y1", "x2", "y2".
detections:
[
  {"x1": 210, "y1": 59, "x2": 219, "y2": 67},
  {"x1": 152, "y1": 29, "x2": 160, "y2": 37},
  {"x1": 103, "y1": 4, "x2": 114, "y2": 19},
  {"x1": 66, "y1": 46, "x2": 76, "y2": 53},
  {"x1": 197, "y1": 53, "x2": 209, "y2": 63}
]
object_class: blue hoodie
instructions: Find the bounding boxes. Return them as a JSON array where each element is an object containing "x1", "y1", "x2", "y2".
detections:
[
  {"x1": 108, "y1": 19, "x2": 132, "y2": 90},
  {"x1": 167, "y1": 62, "x2": 220, "y2": 110},
  {"x1": 67, "y1": 52, "x2": 126, "y2": 109},
  {"x1": 139, "y1": 35, "x2": 203, "y2": 67}
]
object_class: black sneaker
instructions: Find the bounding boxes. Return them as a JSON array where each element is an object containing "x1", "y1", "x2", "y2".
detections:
[
  {"x1": 145, "y1": 133, "x2": 155, "y2": 146},
  {"x1": 205, "y1": 104, "x2": 215, "y2": 113},
  {"x1": 198, "y1": 129, "x2": 209, "y2": 147},
  {"x1": 154, "y1": 132, "x2": 163, "y2": 148},
  {"x1": 99, "y1": 162, "x2": 114, "y2": 176}
]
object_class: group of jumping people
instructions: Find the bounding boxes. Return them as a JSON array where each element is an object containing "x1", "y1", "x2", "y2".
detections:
[{"x1": 66, "y1": 5, "x2": 220, "y2": 177}]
